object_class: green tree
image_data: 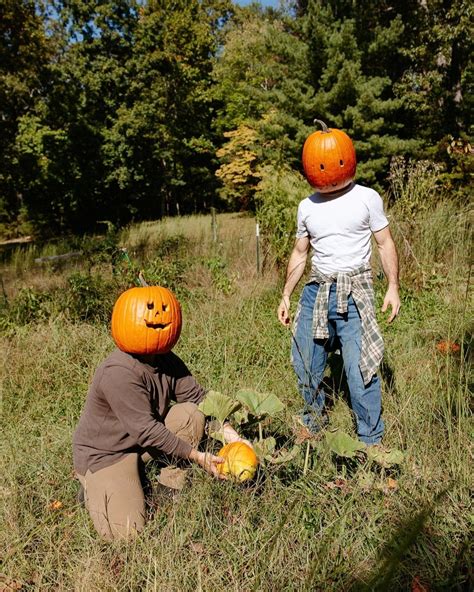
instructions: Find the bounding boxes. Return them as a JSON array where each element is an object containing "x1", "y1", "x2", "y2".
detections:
[
  {"x1": 302, "y1": 0, "x2": 472, "y2": 188},
  {"x1": 8, "y1": 0, "x2": 231, "y2": 236},
  {"x1": 394, "y1": 0, "x2": 473, "y2": 143},
  {"x1": 0, "y1": 0, "x2": 53, "y2": 236},
  {"x1": 213, "y1": 6, "x2": 314, "y2": 208},
  {"x1": 12, "y1": 0, "x2": 139, "y2": 235},
  {"x1": 304, "y1": 1, "x2": 422, "y2": 188},
  {"x1": 103, "y1": 0, "x2": 232, "y2": 219}
]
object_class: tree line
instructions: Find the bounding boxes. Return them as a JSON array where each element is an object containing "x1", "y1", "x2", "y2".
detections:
[{"x1": 0, "y1": 0, "x2": 471, "y2": 238}]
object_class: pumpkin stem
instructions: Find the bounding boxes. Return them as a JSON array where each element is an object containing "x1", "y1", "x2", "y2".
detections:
[
  {"x1": 314, "y1": 119, "x2": 329, "y2": 133},
  {"x1": 138, "y1": 271, "x2": 149, "y2": 287}
]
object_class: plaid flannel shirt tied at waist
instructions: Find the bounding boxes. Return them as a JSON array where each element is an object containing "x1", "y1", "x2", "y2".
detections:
[{"x1": 308, "y1": 263, "x2": 384, "y2": 385}]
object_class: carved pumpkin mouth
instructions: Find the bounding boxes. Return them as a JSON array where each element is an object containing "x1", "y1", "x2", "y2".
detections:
[{"x1": 145, "y1": 322, "x2": 170, "y2": 330}]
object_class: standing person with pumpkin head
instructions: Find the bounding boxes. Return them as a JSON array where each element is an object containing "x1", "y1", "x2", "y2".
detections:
[
  {"x1": 277, "y1": 119, "x2": 400, "y2": 445},
  {"x1": 73, "y1": 285, "x2": 248, "y2": 541}
]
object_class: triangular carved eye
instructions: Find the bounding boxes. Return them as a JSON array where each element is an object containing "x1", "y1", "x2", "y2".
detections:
[
  {"x1": 320, "y1": 164, "x2": 325, "y2": 170},
  {"x1": 340, "y1": 159, "x2": 344, "y2": 166},
  {"x1": 147, "y1": 302, "x2": 154, "y2": 310},
  {"x1": 162, "y1": 304, "x2": 168, "y2": 311}
]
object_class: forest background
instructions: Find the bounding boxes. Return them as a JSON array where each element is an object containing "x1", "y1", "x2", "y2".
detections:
[{"x1": 1, "y1": 0, "x2": 472, "y2": 241}]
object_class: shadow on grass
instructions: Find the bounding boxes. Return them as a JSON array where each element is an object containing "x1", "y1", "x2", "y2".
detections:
[{"x1": 345, "y1": 490, "x2": 472, "y2": 592}]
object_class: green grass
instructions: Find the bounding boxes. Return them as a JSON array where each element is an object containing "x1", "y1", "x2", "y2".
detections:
[{"x1": 0, "y1": 205, "x2": 472, "y2": 591}]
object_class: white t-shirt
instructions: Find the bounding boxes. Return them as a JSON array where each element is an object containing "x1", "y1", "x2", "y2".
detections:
[{"x1": 296, "y1": 183, "x2": 389, "y2": 275}]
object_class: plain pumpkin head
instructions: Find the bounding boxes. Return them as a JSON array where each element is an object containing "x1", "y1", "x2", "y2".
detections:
[
  {"x1": 111, "y1": 286, "x2": 182, "y2": 355},
  {"x1": 302, "y1": 119, "x2": 356, "y2": 193}
]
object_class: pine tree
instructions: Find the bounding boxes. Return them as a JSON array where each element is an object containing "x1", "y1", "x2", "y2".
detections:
[
  {"x1": 304, "y1": 0, "x2": 422, "y2": 188},
  {"x1": 213, "y1": 6, "x2": 314, "y2": 208}
]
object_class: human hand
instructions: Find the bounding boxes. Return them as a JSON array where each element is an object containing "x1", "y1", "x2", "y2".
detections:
[
  {"x1": 381, "y1": 285, "x2": 401, "y2": 322},
  {"x1": 222, "y1": 422, "x2": 254, "y2": 450},
  {"x1": 191, "y1": 450, "x2": 227, "y2": 480},
  {"x1": 277, "y1": 295, "x2": 291, "y2": 326}
]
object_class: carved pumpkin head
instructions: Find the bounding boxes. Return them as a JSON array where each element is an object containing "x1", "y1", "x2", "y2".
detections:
[
  {"x1": 111, "y1": 286, "x2": 182, "y2": 355},
  {"x1": 302, "y1": 119, "x2": 356, "y2": 193}
]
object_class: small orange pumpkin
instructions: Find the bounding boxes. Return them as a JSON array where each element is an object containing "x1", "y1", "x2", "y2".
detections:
[
  {"x1": 111, "y1": 286, "x2": 182, "y2": 355},
  {"x1": 302, "y1": 119, "x2": 356, "y2": 192},
  {"x1": 217, "y1": 442, "x2": 259, "y2": 482}
]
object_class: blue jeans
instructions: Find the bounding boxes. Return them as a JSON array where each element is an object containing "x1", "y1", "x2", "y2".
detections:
[{"x1": 291, "y1": 282, "x2": 384, "y2": 444}]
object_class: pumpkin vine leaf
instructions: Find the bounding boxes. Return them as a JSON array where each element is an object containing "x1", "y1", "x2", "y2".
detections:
[
  {"x1": 208, "y1": 430, "x2": 226, "y2": 444},
  {"x1": 232, "y1": 407, "x2": 249, "y2": 426},
  {"x1": 269, "y1": 445, "x2": 301, "y2": 465},
  {"x1": 252, "y1": 436, "x2": 276, "y2": 460},
  {"x1": 366, "y1": 447, "x2": 405, "y2": 468},
  {"x1": 325, "y1": 430, "x2": 366, "y2": 459},
  {"x1": 270, "y1": 444, "x2": 301, "y2": 465},
  {"x1": 198, "y1": 390, "x2": 241, "y2": 424},
  {"x1": 235, "y1": 389, "x2": 284, "y2": 418}
]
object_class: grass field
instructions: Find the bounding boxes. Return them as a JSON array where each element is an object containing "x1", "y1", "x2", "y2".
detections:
[{"x1": 1, "y1": 200, "x2": 472, "y2": 591}]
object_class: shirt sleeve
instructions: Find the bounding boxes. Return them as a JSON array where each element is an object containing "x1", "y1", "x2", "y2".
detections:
[
  {"x1": 100, "y1": 366, "x2": 193, "y2": 459},
  {"x1": 367, "y1": 190, "x2": 389, "y2": 232},
  {"x1": 161, "y1": 352, "x2": 207, "y2": 405},
  {"x1": 295, "y1": 200, "x2": 309, "y2": 238}
]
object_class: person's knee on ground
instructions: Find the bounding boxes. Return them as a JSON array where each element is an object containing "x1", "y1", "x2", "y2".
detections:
[
  {"x1": 157, "y1": 402, "x2": 205, "y2": 490},
  {"x1": 77, "y1": 454, "x2": 146, "y2": 541}
]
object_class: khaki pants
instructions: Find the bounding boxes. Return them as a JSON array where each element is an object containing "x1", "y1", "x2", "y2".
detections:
[{"x1": 77, "y1": 402, "x2": 205, "y2": 541}]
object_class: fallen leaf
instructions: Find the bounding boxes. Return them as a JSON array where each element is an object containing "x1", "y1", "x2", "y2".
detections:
[
  {"x1": 109, "y1": 556, "x2": 124, "y2": 578},
  {"x1": 294, "y1": 424, "x2": 314, "y2": 445},
  {"x1": 269, "y1": 444, "x2": 300, "y2": 464},
  {"x1": 436, "y1": 340, "x2": 460, "y2": 354},
  {"x1": 324, "y1": 478, "x2": 349, "y2": 491},
  {"x1": 48, "y1": 500, "x2": 63, "y2": 510},
  {"x1": 0, "y1": 575, "x2": 24, "y2": 591},
  {"x1": 386, "y1": 477, "x2": 398, "y2": 490},
  {"x1": 366, "y1": 446, "x2": 404, "y2": 468},
  {"x1": 376, "y1": 477, "x2": 399, "y2": 495},
  {"x1": 190, "y1": 542, "x2": 204, "y2": 555}
]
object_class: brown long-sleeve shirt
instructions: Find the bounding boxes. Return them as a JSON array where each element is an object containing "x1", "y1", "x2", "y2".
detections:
[{"x1": 73, "y1": 348, "x2": 206, "y2": 475}]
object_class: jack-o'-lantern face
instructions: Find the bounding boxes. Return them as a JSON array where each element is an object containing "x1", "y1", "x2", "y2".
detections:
[{"x1": 111, "y1": 286, "x2": 182, "y2": 354}]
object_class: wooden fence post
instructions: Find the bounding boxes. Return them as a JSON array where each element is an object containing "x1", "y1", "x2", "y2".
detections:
[
  {"x1": 256, "y1": 222, "x2": 261, "y2": 275},
  {"x1": 211, "y1": 207, "x2": 217, "y2": 243}
]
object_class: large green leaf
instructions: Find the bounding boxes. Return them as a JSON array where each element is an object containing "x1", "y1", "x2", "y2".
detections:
[
  {"x1": 207, "y1": 430, "x2": 226, "y2": 444},
  {"x1": 235, "y1": 389, "x2": 284, "y2": 418},
  {"x1": 366, "y1": 446, "x2": 405, "y2": 468},
  {"x1": 232, "y1": 407, "x2": 249, "y2": 426},
  {"x1": 253, "y1": 436, "x2": 276, "y2": 459},
  {"x1": 325, "y1": 430, "x2": 366, "y2": 458},
  {"x1": 198, "y1": 390, "x2": 241, "y2": 424}
]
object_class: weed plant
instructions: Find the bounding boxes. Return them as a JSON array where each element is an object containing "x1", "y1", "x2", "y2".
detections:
[{"x1": 0, "y1": 188, "x2": 472, "y2": 590}]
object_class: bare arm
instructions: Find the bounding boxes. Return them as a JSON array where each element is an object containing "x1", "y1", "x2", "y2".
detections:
[
  {"x1": 373, "y1": 226, "x2": 401, "y2": 322},
  {"x1": 277, "y1": 237, "x2": 310, "y2": 326}
]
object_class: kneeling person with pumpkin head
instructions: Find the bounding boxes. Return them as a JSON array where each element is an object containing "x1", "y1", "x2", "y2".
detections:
[{"x1": 73, "y1": 285, "x2": 247, "y2": 541}]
